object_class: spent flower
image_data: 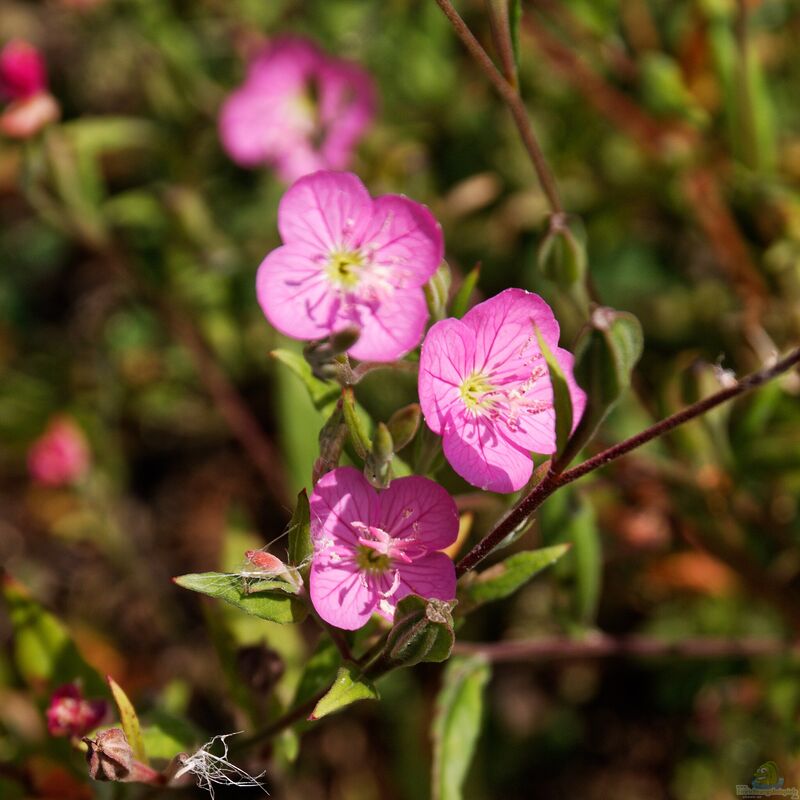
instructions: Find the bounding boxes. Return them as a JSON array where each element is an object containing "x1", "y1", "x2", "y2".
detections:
[
  {"x1": 257, "y1": 170, "x2": 443, "y2": 361},
  {"x1": 419, "y1": 289, "x2": 586, "y2": 492},
  {"x1": 309, "y1": 466, "x2": 458, "y2": 630},
  {"x1": 219, "y1": 36, "x2": 375, "y2": 182}
]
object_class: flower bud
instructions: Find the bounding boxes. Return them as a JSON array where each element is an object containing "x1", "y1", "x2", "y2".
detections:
[
  {"x1": 46, "y1": 684, "x2": 107, "y2": 738},
  {"x1": 384, "y1": 595, "x2": 455, "y2": 668},
  {"x1": 27, "y1": 416, "x2": 90, "y2": 486},
  {"x1": 386, "y1": 404, "x2": 421, "y2": 452},
  {"x1": 364, "y1": 422, "x2": 393, "y2": 489},
  {"x1": 537, "y1": 213, "x2": 587, "y2": 288},
  {"x1": 424, "y1": 261, "x2": 452, "y2": 322},
  {"x1": 313, "y1": 401, "x2": 348, "y2": 483},
  {"x1": 85, "y1": 728, "x2": 133, "y2": 782},
  {"x1": 0, "y1": 41, "x2": 47, "y2": 100}
]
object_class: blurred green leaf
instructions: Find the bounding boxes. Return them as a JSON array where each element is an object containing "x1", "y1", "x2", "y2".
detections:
[
  {"x1": 173, "y1": 573, "x2": 307, "y2": 624},
  {"x1": 458, "y1": 544, "x2": 570, "y2": 613},
  {"x1": 310, "y1": 663, "x2": 379, "y2": 720},
  {"x1": 108, "y1": 676, "x2": 147, "y2": 763},
  {"x1": 432, "y1": 656, "x2": 491, "y2": 800},
  {"x1": 450, "y1": 265, "x2": 481, "y2": 318},
  {"x1": 569, "y1": 497, "x2": 601, "y2": 626},
  {"x1": 271, "y1": 349, "x2": 340, "y2": 414},
  {"x1": 140, "y1": 709, "x2": 200, "y2": 761},
  {"x1": 292, "y1": 639, "x2": 341, "y2": 708}
]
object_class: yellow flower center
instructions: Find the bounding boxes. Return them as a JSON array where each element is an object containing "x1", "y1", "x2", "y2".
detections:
[
  {"x1": 459, "y1": 371, "x2": 496, "y2": 414},
  {"x1": 327, "y1": 250, "x2": 363, "y2": 288},
  {"x1": 355, "y1": 545, "x2": 391, "y2": 573}
]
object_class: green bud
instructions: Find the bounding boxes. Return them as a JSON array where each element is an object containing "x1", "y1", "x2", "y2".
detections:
[
  {"x1": 386, "y1": 404, "x2": 421, "y2": 451},
  {"x1": 342, "y1": 387, "x2": 371, "y2": 459},
  {"x1": 364, "y1": 422, "x2": 393, "y2": 489},
  {"x1": 303, "y1": 327, "x2": 360, "y2": 382},
  {"x1": 384, "y1": 595, "x2": 455, "y2": 668},
  {"x1": 556, "y1": 306, "x2": 643, "y2": 468},
  {"x1": 537, "y1": 214, "x2": 587, "y2": 288},
  {"x1": 424, "y1": 261, "x2": 452, "y2": 322}
]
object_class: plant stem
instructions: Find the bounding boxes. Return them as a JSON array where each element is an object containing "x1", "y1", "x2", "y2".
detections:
[
  {"x1": 434, "y1": 0, "x2": 564, "y2": 214},
  {"x1": 453, "y1": 634, "x2": 799, "y2": 661},
  {"x1": 485, "y1": 0, "x2": 518, "y2": 87},
  {"x1": 456, "y1": 346, "x2": 800, "y2": 576}
]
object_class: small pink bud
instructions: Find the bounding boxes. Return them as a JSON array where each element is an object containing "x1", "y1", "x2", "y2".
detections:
[
  {"x1": 0, "y1": 41, "x2": 47, "y2": 100},
  {"x1": 0, "y1": 91, "x2": 59, "y2": 138},
  {"x1": 46, "y1": 684, "x2": 107, "y2": 738},
  {"x1": 28, "y1": 416, "x2": 90, "y2": 486}
]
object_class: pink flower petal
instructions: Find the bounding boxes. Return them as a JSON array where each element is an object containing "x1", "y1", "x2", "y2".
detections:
[
  {"x1": 419, "y1": 318, "x2": 476, "y2": 435},
  {"x1": 442, "y1": 414, "x2": 533, "y2": 492},
  {"x1": 395, "y1": 552, "x2": 456, "y2": 603},
  {"x1": 378, "y1": 476, "x2": 459, "y2": 549},
  {"x1": 256, "y1": 246, "x2": 339, "y2": 340},
  {"x1": 461, "y1": 288, "x2": 560, "y2": 376},
  {"x1": 278, "y1": 171, "x2": 373, "y2": 253},
  {"x1": 310, "y1": 466, "x2": 379, "y2": 547},
  {"x1": 310, "y1": 555, "x2": 378, "y2": 629},
  {"x1": 219, "y1": 86, "x2": 286, "y2": 167},
  {"x1": 347, "y1": 286, "x2": 428, "y2": 361},
  {"x1": 359, "y1": 195, "x2": 443, "y2": 288}
]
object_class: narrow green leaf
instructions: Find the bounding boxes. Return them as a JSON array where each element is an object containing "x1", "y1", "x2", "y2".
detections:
[
  {"x1": 450, "y1": 265, "x2": 480, "y2": 318},
  {"x1": 173, "y1": 573, "x2": 308, "y2": 624},
  {"x1": 458, "y1": 544, "x2": 570, "y2": 613},
  {"x1": 108, "y1": 676, "x2": 147, "y2": 763},
  {"x1": 310, "y1": 663, "x2": 379, "y2": 720},
  {"x1": 432, "y1": 656, "x2": 491, "y2": 800},
  {"x1": 271, "y1": 348, "x2": 340, "y2": 414},
  {"x1": 342, "y1": 387, "x2": 371, "y2": 459},
  {"x1": 534, "y1": 326, "x2": 573, "y2": 456},
  {"x1": 288, "y1": 489, "x2": 312, "y2": 567},
  {"x1": 569, "y1": 498, "x2": 601, "y2": 625}
]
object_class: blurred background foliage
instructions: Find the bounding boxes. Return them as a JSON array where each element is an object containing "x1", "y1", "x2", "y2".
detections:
[{"x1": 2, "y1": 0, "x2": 800, "y2": 798}]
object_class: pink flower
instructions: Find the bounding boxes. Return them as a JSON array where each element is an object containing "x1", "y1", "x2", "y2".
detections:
[
  {"x1": 0, "y1": 41, "x2": 59, "y2": 139},
  {"x1": 28, "y1": 416, "x2": 90, "y2": 486},
  {"x1": 219, "y1": 36, "x2": 376, "y2": 183},
  {"x1": 0, "y1": 41, "x2": 47, "y2": 100},
  {"x1": 46, "y1": 684, "x2": 107, "y2": 737},
  {"x1": 309, "y1": 466, "x2": 458, "y2": 630},
  {"x1": 419, "y1": 289, "x2": 587, "y2": 493},
  {"x1": 257, "y1": 170, "x2": 443, "y2": 361}
]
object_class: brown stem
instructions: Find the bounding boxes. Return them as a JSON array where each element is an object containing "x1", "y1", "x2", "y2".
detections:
[
  {"x1": 453, "y1": 634, "x2": 799, "y2": 661},
  {"x1": 456, "y1": 346, "x2": 800, "y2": 576},
  {"x1": 486, "y1": 0, "x2": 518, "y2": 87},
  {"x1": 433, "y1": 0, "x2": 564, "y2": 214}
]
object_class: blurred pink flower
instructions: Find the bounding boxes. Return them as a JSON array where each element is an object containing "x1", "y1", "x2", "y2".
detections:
[
  {"x1": 219, "y1": 36, "x2": 376, "y2": 182},
  {"x1": 309, "y1": 466, "x2": 458, "y2": 630},
  {"x1": 0, "y1": 41, "x2": 47, "y2": 100},
  {"x1": 28, "y1": 416, "x2": 90, "y2": 486},
  {"x1": 419, "y1": 289, "x2": 587, "y2": 493},
  {"x1": 46, "y1": 684, "x2": 107, "y2": 738},
  {"x1": 257, "y1": 170, "x2": 443, "y2": 361},
  {"x1": 0, "y1": 40, "x2": 59, "y2": 139}
]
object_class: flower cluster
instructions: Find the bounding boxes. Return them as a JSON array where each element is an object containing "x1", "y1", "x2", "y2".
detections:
[
  {"x1": 219, "y1": 36, "x2": 375, "y2": 183},
  {"x1": 0, "y1": 40, "x2": 59, "y2": 139}
]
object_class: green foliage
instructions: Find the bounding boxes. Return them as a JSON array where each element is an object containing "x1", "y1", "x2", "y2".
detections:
[
  {"x1": 431, "y1": 656, "x2": 491, "y2": 800},
  {"x1": 535, "y1": 326, "x2": 573, "y2": 457},
  {"x1": 107, "y1": 676, "x2": 147, "y2": 763},
  {"x1": 288, "y1": 489, "x2": 313, "y2": 568},
  {"x1": 310, "y1": 663, "x2": 379, "y2": 720},
  {"x1": 173, "y1": 573, "x2": 308, "y2": 624}
]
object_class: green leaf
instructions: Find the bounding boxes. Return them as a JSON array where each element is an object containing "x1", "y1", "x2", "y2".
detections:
[
  {"x1": 385, "y1": 595, "x2": 455, "y2": 667},
  {"x1": 450, "y1": 265, "x2": 481, "y2": 318},
  {"x1": 173, "y1": 573, "x2": 308, "y2": 624},
  {"x1": 271, "y1": 348, "x2": 340, "y2": 414},
  {"x1": 458, "y1": 544, "x2": 570, "y2": 613},
  {"x1": 569, "y1": 498, "x2": 601, "y2": 625},
  {"x1": 342, "y1": 386, "x2": 371, "y2": 459},
  {"x1": 288, "y1": 489, "x2": 312, "y2": 567},
  {"x1": 310, "y1": 663, "x2": 379, "y2": 720},
  {"x1": 534, "y1": 326, "x2": 573, "y2": 456},
  {"x1": 292, "y1": 639, "x2": 341, "y2": 708},
  {"x1": 140, "y1": 710, "x2": 200, "y2": 761},
  {"x1": 108, "y1": 676, "x2": 147, "y2": 763},
  {"x1": 3, "y1": 579, "x2": 104, "y2": 694},
  {"x1": 561, "y1": 308, "x2": 643, "y2": 466},
  {"x1": 431, "y1": 656, "x2": 491, "y2": 800}
]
